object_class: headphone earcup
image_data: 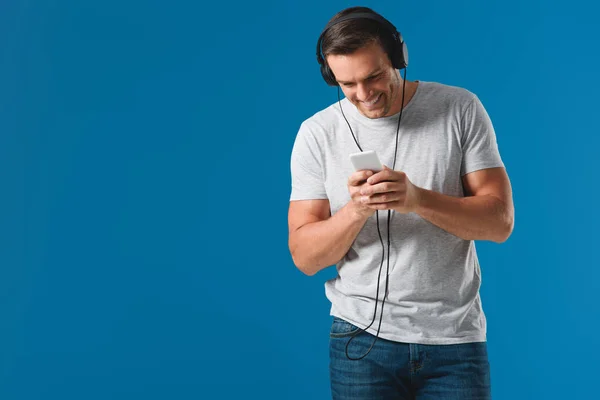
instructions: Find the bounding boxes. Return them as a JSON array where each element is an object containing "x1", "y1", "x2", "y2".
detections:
[
  {"x1": 391, "y1": 33, "x2": 408, "y2": 70},
  {"x1": 400, "y1": 40, "x2": 409, "y2": 69},
  {"x1": 320, "y1": 61, "x2": 339, "y2": 86}
]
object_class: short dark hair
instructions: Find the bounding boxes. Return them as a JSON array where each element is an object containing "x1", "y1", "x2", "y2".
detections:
[{"x1": 320, "y1": 7, "x2": 396, "y2": 63}]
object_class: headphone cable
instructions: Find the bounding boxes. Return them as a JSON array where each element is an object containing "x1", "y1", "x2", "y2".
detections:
[{"x1": 336, "y1": 67, "x2": 407, "y2": 360}]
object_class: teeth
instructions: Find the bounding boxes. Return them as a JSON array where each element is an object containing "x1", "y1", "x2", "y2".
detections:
[{"x1": 364, "y1": 94, "x2": 381, "y2": 106}]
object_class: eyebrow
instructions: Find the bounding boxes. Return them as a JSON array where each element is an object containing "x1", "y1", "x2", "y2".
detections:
[{"x1": 337, "y1": 68, "x2": 384, "y2": 85}]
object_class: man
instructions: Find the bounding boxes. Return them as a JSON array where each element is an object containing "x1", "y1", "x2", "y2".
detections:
[{"x1": 288, "y1": 6, "x2": 514, "y2": 400}]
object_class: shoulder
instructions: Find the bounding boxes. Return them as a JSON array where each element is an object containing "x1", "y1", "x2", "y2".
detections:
[
  {"x1": 421, "y1": 82, "x2": 477, "y2": 103},
  {"x1": 296, "y1": 99, "x2": 346, "y2": 139},
  {"x1": 417, "y1": 81, "x2": 478, "y2": 109}
]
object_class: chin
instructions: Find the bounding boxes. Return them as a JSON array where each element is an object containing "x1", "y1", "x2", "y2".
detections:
[
  {"x1": 354, "y1": 96, "x2": 389, "y2": 119},
  {"x1": 359, "y1": 105, "x2": 386, "y2": 119}
]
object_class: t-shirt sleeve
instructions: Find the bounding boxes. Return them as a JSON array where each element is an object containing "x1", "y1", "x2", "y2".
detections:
[
  {"x1": 460, "y1": 95, "x2": 505, "y2": 177},
  {"x1": 289, "y1": 121, "x2": 328, "y2": 201}
]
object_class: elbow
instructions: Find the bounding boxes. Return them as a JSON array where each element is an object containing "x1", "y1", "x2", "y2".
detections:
[
  {"x1": 493, "y1": 213, "x2": 514, "y2": 243},
  {"x1": 299, "y1": 266, "x2": 318, "y2": 277},
  {"x1": 289, "y1": 242, "x2": 318, "y2": 276},
  {"x1": 291, "y1": 254, "x2": 318, "y2": 276},
  {"x1": 288, "y1": 234, "x2": 332, "y2": 276}
]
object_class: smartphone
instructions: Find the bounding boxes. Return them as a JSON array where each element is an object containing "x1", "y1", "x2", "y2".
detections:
[{"x1": 349, "y1": 150, "x2": 383, "y2": 172}]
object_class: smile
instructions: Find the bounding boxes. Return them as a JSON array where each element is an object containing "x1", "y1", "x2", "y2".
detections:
[{"x1": 363, "y1": 93, "x2": 382, "y2": 108}]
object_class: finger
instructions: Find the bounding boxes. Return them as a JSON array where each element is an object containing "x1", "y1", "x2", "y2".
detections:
[
  {"x1": 366, "y1": 202, "x2": 395, "y2": 210},
  {"x1": 360, "y1": 182, "x2": 401, "y2": 196},
  {"x1": 366, "y1": 191, "x2": 402, "y2": 204},
  {"x1": 367, "y1": 168, "x2": 393, "y2": 185},
  {"x1": 348, "y1": 170, "x2": 374, "y2": 186},
  {"x1": 362, "y1": 191, "x2": 402, "y2": 204},
  {"x1": 368, "y1": 168, "x2": 404, "y2": 185}
]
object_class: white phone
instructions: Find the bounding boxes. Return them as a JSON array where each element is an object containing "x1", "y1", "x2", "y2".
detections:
[{"x1": 349, "y1": 150, "x2": 383, "y2": 172}]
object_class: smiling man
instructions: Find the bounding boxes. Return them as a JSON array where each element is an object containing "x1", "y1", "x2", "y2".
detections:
[
  {"x1": 288, "y1": 6, "x2": 514, "y2": 400},
  {"x1": 331, "y1": 42, "x2": 405, "y2": 119}
]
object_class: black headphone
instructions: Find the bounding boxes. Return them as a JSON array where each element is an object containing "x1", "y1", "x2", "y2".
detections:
[{"x1": 316, "y1": 12, "x2": 409, "y2": 86}]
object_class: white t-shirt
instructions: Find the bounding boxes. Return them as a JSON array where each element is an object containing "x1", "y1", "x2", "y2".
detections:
[{"x1": 289, "y1": 80, "x2": 505, "y2": 344}]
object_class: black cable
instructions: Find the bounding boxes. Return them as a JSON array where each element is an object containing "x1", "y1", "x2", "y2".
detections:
[{"x1": 337, "y1": 67, "x2": 408, "y2": 360}]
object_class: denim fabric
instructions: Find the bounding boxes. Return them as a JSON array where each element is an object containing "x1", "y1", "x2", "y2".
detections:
[{"x1": 329, "y1": 317, "x2": 491, "y2": 400}]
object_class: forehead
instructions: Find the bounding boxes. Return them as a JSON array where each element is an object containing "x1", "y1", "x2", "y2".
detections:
[{"x1": 326, "y1": 42, "x2": 389, "y2": 83}]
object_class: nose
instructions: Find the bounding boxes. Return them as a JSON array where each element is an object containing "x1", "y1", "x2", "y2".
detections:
[{"x1": 355, "y1": 83, "x2": 372, "y2": 102}]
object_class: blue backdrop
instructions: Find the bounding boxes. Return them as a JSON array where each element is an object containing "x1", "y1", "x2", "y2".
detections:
[{"x1": 1, "y1": 0, "x2": 598, "y2": 398}]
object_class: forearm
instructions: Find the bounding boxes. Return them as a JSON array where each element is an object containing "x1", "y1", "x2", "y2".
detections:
[
  {"x1": 290, "y1": 202, "x2": 370, "y2": 276},
  {"x1": 415, "y1": 187, "x2": 514, "y2": 243}
]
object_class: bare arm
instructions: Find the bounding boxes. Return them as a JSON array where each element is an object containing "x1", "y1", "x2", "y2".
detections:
[
  {"x1": 361, "y1": 166, "x2": 514, "y2": 243},
  {"x1": 414, "y1": 167, "x2": 514, "y2": 242},
  {"x1": 288, "y1": 169, "x2": 376, "y2": 276},
  {"x1": 288, "y1": 200, "x2": 369, "y2": 276}
]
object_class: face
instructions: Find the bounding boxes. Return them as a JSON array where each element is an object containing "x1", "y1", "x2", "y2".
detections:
[{"x1": 326, "y1": 41, "x2": 401, "y2": 119}]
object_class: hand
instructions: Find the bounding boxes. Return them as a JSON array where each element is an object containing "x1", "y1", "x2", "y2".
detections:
[
  {"x1": 347, "y1": 169, "x2": 377, "y2": 218},
  {"x1": 359, "y1": 165, "x2": 421, "y2": 214}
]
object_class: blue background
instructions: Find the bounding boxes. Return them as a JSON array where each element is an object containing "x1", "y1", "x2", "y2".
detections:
[{"x1": 1, "y1": 0, "x2": 598, "y2": 398}]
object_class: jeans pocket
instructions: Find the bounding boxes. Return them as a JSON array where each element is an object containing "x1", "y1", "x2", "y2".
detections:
[{"x1": 329, "y1": 316, "x2": 361, "y2": 338}]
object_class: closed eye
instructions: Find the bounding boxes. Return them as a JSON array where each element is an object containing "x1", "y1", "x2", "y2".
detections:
[{"x1": 341, "y1": 74, "x2": 382, "y2": 87}]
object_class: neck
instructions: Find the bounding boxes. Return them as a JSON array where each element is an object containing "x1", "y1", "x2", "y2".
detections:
[{"x1": 386, "y1": 73, "x2": 415, "y2": 116}]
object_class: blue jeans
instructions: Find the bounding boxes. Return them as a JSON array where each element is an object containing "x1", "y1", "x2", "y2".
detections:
[{"x1": 329, "y1": 317, "x2": 492, "y2": 400}]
